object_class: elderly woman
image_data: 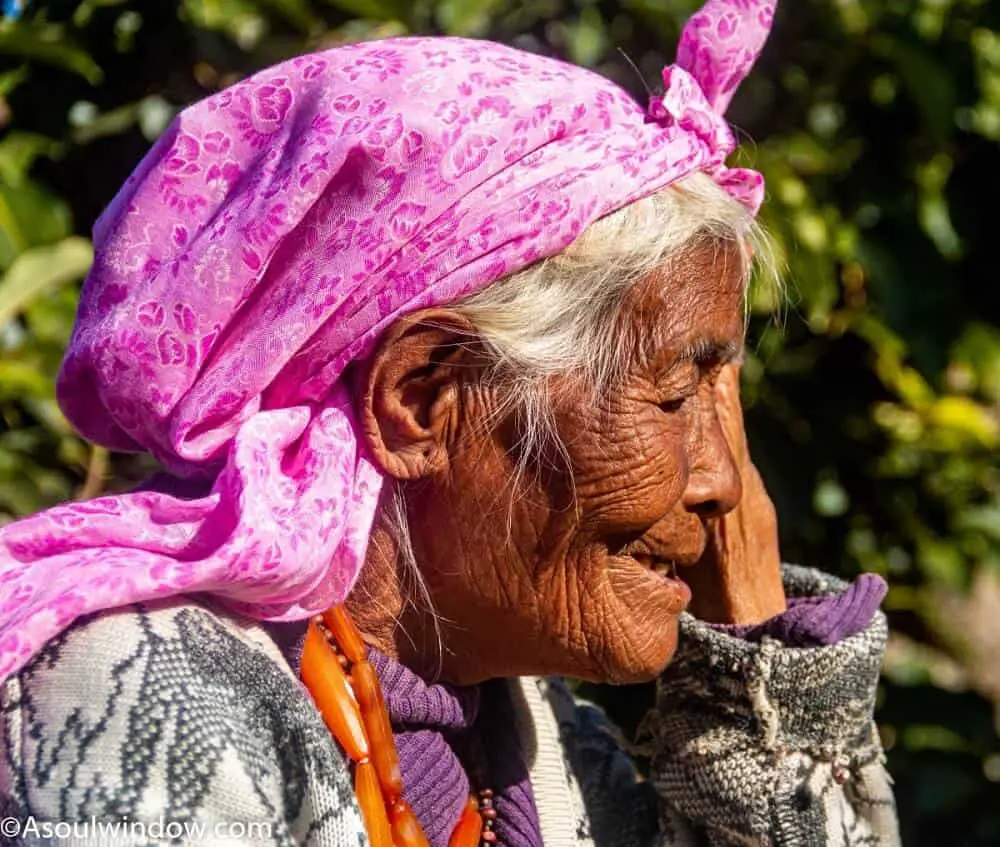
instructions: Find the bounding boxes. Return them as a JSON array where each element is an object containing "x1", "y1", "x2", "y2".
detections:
[{"x1": 0, "y1": 1, "x2": 899, "y2": 845}]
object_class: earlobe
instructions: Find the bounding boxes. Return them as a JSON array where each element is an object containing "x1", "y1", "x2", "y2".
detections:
[{"x1": 361, "y1": 309, "x2": 477, "y2": 481}]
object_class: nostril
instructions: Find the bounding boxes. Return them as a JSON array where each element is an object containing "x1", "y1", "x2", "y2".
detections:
[
  {"x1": 683, "y1": 458, "x2": 742, "y2": 518},
  {"x1": 691, "y1": 499, "x2": 723, "y2": 519}
]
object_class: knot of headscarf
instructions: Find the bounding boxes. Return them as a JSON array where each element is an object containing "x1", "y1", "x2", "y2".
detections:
[
  {"x1": 649, "y1": 66, "x2": 733, "y2": 167},
  {"x1": 0, "y1": 0, "x2": 777, "y2": 680}
]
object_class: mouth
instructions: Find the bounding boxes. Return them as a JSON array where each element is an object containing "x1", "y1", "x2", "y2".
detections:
[
  {"x1": 625, "y1": 540, "x2": 703, "y2": 570},
  {"x1": 620, "y1": 553, "x2": 694, "y2": 613},
  {"x1": 631, "y1": 554, "x2": 679, "y2": 577}
]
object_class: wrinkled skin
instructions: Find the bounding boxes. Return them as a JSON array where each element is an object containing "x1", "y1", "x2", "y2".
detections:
[{"x1": 351, "y1": 239, "x2": 786, "y2": 685}]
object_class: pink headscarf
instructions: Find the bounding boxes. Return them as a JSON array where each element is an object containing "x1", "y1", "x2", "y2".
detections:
[{"x1": 0, "y1": 0, "x2": 776, "y2": 680}]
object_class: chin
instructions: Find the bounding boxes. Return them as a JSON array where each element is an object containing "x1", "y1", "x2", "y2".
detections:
[
  {"x1": 588, "y1": 617, "x2": 680, "y2": 685},
  {"x1": 589, "y1": 556, "x2": 690, "y2": 684}
]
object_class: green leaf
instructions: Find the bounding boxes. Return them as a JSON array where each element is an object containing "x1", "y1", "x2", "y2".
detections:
[
  {"x1": 0, "y1": 23, "x2": 103, "y2": 85},
  {"x1": 72, "y1": 0, "x2": 131, "y2": 28},
  {"x1": 0, "y1": 132, "x2": 62, "y2": 185},
  {"x1": 321, "y1": 0, "x2": 412, "y2": 25},
  {"x1": 0, "y1": 180, "x2": 73, "y2": 268},
  {"x1": 0, "y1": 360, "x2": 51, "y2": 399},
  {"x1": 0, "y1": 65, "x2": 28, "y2": 96},
  {"x1": 23, "y1": 280, "x2": 79, "y2": 346},
  {"x1": 956, "y1": 504, "x2": 1000, "y2": 543},
  {"x1": 182, "y1": 0, "x2": 270, "y2": 47},
  {"x1": 926, "y1": 396, "x2": 999, "y2": 448},
  {"x1": 0, "y1": 237, "x2": 93, "y2": 330},
  {"x1": 436, "y1": 0, "x2": 508, "y2": 37},
  {"x1": 0, "y1": 455, "x2": 76, "y2": 517},
  {"x1": 875, "y1": 33, "x2": 956, "y2": 147},
  {"x1": 564, "y1": 7, "x2": 608, "y2": 67},
  {"x1": 69, "y1": 100, "x2": 141, "y2": 145},
  {"x1": 951, "y1": 322, "x2": 1000, "y2": 402},
  {"x1": 262, "y1": 0, "x2": 318, "y2": 31}
]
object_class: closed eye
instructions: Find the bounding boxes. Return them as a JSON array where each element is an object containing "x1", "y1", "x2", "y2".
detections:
[
  {"x1": 658, "y1": 397, "x2": 688, "y2": 413},
  {"x1": 656, "y1": 365, "x2": 699, "y2": 413}
]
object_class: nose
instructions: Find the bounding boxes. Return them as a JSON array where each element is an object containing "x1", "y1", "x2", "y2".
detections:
[{"x1": 682, "y1": 403, "x2": 742, "y2": 519}]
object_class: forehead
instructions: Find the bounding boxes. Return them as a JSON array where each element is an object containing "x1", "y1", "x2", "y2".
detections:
[{"x1": 627, "y1": 238, "x2": 748, "y2": 357}]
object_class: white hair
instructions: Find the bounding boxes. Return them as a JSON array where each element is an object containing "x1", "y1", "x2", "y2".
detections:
[
  {"x1": 453, "y1": 170, "x2": 775, "y2": 467},
  {"x1": 457, "y1": 171, "x2": 770, "y2": 385},
  {"x1": 375, "y1": 171, "x2": 778, "y2": 674}
]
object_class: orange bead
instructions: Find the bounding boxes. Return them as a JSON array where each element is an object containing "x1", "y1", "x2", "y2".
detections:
[
  {"x1": 322, "y1": 605, "x2": 368, "y2": 665},
  {"x1": 353, "y1": 660, "x2": 403, "y2": 799},
  {"x1": 300, "y1": 621, "x2": 370, "y2": 762},
  {"x1": 448, "y1": 797, "x2": 483, "y2": 847},
  {"x1": 355, "y1": 761, "x2": 394, "y2": 847},
  {"x1": 389, "y1": 797, "x2": 432, "y2": 847}
]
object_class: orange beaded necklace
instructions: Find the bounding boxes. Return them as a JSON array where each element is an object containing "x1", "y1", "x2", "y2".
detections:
[{"x1": 300, "y1": 606, "x2": 493, "y2": 847}]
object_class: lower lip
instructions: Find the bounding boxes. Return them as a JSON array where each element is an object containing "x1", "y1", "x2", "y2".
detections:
[
  {"x1": 635, "y1": 561, "x2": 692, "y2": 612},
  {"x1": 632, "y1": 558, "x2": 693, "y2": 610},
  {"x1": 661, "y1": 573, "x2": 692, "y2": 612}
]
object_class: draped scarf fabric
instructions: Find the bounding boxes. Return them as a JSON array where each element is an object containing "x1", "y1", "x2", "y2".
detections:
[{"x1": 0, "y1": 0, "x2": 777, "y2": 680}]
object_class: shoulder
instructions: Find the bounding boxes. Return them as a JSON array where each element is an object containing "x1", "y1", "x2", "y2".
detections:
[{"x1": 0, "y1": 598, "x2": 365, "y2": 846}]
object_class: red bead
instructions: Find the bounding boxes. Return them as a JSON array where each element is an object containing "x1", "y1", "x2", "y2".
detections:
[
  {"x1": 481, "y1": 830, "x2": 497, "y2": 844},
  {"x1": 389, "y1": 797, "x2": 431, "y2": 847},
  {"x1": 300, "y1": 621, "x2": 370, "y2": 762},
  {"x1": 322, "y1": 605, "x2": 368, "y2": 665},
  {"x1": 481, "y1": 808, "x2": 497, "y2": 822},
  {"x1": 448, "y1": 797, "x2": 483, "y2": 847},
  {"x1": 353, "y1": 660, "x2": 403, "y2": 799},
  {"x1": 355, "y1": 761, "x2": 393, "y2": 847}
]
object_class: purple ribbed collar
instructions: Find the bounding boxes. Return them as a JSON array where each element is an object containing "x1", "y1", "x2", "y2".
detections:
[{"x1": 367, "y1": 651, "x2": 544, "y2": 847}]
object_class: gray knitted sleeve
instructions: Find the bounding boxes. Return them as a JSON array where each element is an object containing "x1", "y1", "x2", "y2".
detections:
[{"x1": 645, "y1": 564, "x2": 901, "y2": 847}]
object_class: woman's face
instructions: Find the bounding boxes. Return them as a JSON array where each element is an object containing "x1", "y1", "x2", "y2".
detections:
[{"x1": 362, "y1": 240, "x2": 746, "y2": 685}]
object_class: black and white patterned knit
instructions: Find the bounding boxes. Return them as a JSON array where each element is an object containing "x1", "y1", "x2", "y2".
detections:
[{"x1": 0, "y1": 566, "x2": 900, "y2": 846}]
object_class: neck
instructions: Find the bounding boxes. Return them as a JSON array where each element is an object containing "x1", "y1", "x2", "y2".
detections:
[{"x1": 346, "y1": 519, "x2": 446, "y2": 681}]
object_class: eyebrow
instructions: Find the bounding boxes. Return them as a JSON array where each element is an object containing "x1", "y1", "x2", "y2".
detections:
[{"x1": 676, "y1": 338, "x2": 743, "y2": 366}]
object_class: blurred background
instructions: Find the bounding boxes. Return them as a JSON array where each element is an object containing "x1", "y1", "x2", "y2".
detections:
[{"x1": 0, "y1": 0, "x2": 998, "y2": 842}]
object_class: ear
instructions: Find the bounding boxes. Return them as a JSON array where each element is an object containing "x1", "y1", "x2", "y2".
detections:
[{"x1": 361, "y1": 308, "x2": 479, "y2": 481}]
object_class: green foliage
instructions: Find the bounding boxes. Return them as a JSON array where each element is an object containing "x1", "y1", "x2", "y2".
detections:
[{"x1": 0, "y1": 0, "x2": 998, "y2": 840}]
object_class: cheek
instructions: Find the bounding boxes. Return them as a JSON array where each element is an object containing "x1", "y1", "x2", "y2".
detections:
[{"x1": 568, "y1": 406, "x2": 691, "y2": 537}]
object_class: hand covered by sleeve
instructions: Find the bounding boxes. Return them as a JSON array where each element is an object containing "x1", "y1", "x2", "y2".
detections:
[{"x1": 645, "y1": 565, "x2": 901, "y2": 847}]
